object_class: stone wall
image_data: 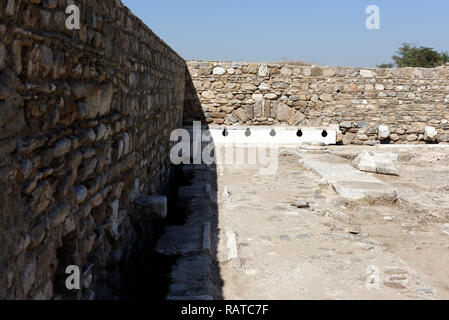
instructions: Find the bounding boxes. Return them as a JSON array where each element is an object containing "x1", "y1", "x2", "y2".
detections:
[
  {"x1": 184, "y1": 61, "x2": 449, "y2": 144},
  {"x1": 0, "y1": 0, "x2": 185, "y2": 299}
]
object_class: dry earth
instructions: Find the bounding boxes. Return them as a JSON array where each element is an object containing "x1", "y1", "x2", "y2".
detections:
[{"x1": 214, "y1": 145, "x2": 449, "y2": 300}]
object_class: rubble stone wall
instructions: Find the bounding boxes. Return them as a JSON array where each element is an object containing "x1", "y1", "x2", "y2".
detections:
[
  {"x1": 184, "y1": 61, "x2": 449, "y2": 144},
  {"x1": 0, "y1": 0, "x2": 185, "y2": 299}
]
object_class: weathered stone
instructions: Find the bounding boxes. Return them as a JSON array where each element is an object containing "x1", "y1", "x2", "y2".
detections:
[
  {"x1": 108, "y1": 200, "x2": 121, "y2": 239},
  {"x1": 29, "y1": 179, "x2": 53, "y2": 215},
  {"x1": 424, "y1": 126, "x2": 438, "y2": 142},
  {"x1": 280, "y1": 67, "x2": 292, "y2": 76},
  {"x1": 438, "y1": 134, "x2": 449, "y2": 143},
  {"x1": 0, "y1": 1, "x2": 188, "y2": 300},
  {"x1": 95, "y1": 123, "x2": 106, "y2": 141},
  {"x1": 245, "y1": 105, "x2": 254, "y2": 120},
  {"x1": 201, "y1": 91, "x2": 215, "y2": 99},
  {"x1": 85, "y1": 83, "x2": 113, "y2": 118},
  {"x1": 78, "y1": 157, "x2": 98, "y2": 181},
  {"x1": 30, "y1": 223, "x2": 46, "y2": 246},
  {"x1": 259, "y1": 83, "x2": 270, "y2": 91},
  {"x1": 233, "y1": 108, "x2": 249, "y2": 122},
  {"x1": 301, "y1": 153, "x2": 397, "y2": 201},
  {"x1": 0, "y1": 42, "x2": 6, "y2": 71},
  {"x1": 49, "y1": 204, "x2": 71, "y2": 227},
  {"x1": 18, "y1": 159, "x2": 33, "y2": 180},
  {"x1": 241, "y1": 83, "x2": 257, "y2": 91},
  {"x1": 319, "y1": 93, "x2": 333, "y2": 102},
  {"x1": 89, "y1": 193, "x2": 102, "y2": 209},
  {"x1": 213, "y1": 67, "x2": 225, "y2": 75},
  {"x1": 23, "y1": 261, "x2": 37, "y2": 295},
  {"x1": 340, "y1": 121, "x2": 352, "y2": 129},
  {"x1": 360, "y1": 70, "x2": 375, "y2": 78},
  {"x1": 353, "y1": 150, "x2": 399, "y2": 176},
  {"x1": 74, "y1": 185, "x2": 88, "y2": 203},
  {"x1": 49, "y1": 138, "x2": 72, "y2": 158},
  {"x1": 264, "y1": 93, "x2": 277, "y2": 100},
  {"x1": 123, "y1": 132, "x2": 131, "y2": 155},
  {"x1": 276, "y1": 103, "x2": 290, "y2": 121},
  {"x1": 258, "y1": 64, "x2": 269, "y2": 77},
  {"x1": 378, "y1": 125, "x2": 390, "y2": 140},
  {"x1": 407, "y1": 134, "x2": 418, "y2": 142},
  {"x1": 135, "y1": 195, "x2": 167, "y2": 221},
  {"x1": 27, "y1": 44, "x2": 53, "y2": 78}
]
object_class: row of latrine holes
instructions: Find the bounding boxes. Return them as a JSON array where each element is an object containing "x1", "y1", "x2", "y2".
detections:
[{"x1": 222, "y1": 128, "x2": 328, "y2": 138}]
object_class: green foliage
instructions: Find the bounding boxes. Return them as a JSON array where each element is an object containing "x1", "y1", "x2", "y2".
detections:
[
  {"x1": 377, "y1": 63, "x2": 394, "y2": 68},
  {"x1": 378, "y1": 43, "x2": 448, "y2": 68},
  {"x1": 392, "y1": 43, "x2": 448, "y2": 68},
  {"x1": 441, "y1": 52, "x2": 449, "y2": 64}
]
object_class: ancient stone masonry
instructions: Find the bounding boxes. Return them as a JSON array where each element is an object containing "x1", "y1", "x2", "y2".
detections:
[
  {"x1": 0, "y1": 0, "x2": 185, "y2": 299},
  {"x1": 184, "y1": 61, "x2": 449, "y2": 144}
]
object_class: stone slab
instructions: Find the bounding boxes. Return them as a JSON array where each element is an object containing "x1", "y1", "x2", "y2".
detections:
[
  {"x1": 167, "y1": 254, "x2": 215, "y2": 298},
  {"x1": 155, "y1": 224, "x2": 203, "y2": 256},
  {"x1": 299, "y1": 154, "x2": 397, "y2": 201}
]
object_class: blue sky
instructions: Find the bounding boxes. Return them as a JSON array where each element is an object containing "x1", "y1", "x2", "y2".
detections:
[{"x1": 122, "y1": 0, "x2": 449, "y2": 67}]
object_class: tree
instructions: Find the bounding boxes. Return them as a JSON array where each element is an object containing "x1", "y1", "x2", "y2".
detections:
[
  {"x1": 378, "y1": 43, "x2": 449, "y2": 68},
  {"x1": 377, "y1": 63, "x2": 394, "y2": 68}
]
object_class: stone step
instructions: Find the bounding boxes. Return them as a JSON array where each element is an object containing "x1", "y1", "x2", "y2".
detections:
[
  {"x1": 178, "y1": 184, "x2": 211, "y2": 200},
  {"x1": 182, "y1": 164, "x2": 210, "y2": 181},
  {"x1": 166, "y1": 254, "x2": 216, "y2": 299},
  {"x1": 155, "y1": 223, "x2": 204, "y2": 256},
  {"x1": 134, "y1": 195, "x2": 167, "y2": 221},
  {"x1": 299, "y1": 154, "x2": 397, "y2": 202},
  {"x1": 156, "y1": 165, "x2": 218, "y2": 299}
]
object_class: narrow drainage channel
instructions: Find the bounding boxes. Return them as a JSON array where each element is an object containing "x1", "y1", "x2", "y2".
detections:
[{"x1": 119, "y1": 164, "x2": 191, "y2": 300}]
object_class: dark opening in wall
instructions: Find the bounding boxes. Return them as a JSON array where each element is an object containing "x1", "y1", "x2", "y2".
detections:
[
  {"x1": 222, "y1": 129, "x2": 229, "y2": 137},
  {"x1": 322, "y1": 130, "x2": 328, "y2": 138},
  {"x1": 297, "y1": 129, "x2": 303, "y2": 137},
  {"x1": 245, "y1": 128, "x2": 251, "y2": 137},
  {"x1": 119, "y1": 164, "x2": 190, "y2": 300},
  {"x1": 270, "y1": 129, "x2": 276, "y2": 137},
  {"x1": 165, "y1": 164, "x2": 190, "y2": 226}
]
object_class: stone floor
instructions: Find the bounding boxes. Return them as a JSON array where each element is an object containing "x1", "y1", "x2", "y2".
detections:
[
  {"x1": 214, "y1": 145, "x2": 449, "y2": 300},
  {"x1": 157, "y1": 144, "x2": 449, "y2": 300}
]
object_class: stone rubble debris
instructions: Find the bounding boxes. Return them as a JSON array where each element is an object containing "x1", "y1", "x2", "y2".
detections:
[
  {"x1": 293, "y1": 200, "x2": 310, "y2": 208},
  {"x1": 353, "y1": 150, "x2": 400, "y2": 176}
]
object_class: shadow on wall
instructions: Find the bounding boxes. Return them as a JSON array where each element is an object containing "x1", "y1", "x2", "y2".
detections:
[
  {"x1": 120, "y1": 66, "x2": 224, "y2": 300},
  {"x1": 184, "y1": 70, "x2": 208, "y2": 125}
]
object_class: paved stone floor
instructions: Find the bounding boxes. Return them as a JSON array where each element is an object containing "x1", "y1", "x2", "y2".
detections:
[{"x1": 215, "y1": 146, "x2": 449, "y2": 300}]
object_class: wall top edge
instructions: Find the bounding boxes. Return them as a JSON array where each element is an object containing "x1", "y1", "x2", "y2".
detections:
[
  {"x1": 120, "y1": 1, "x2": 185, "y2": 63},
  {"x1": 186, "y1": 60, "x2": 449, "y2": 72}
]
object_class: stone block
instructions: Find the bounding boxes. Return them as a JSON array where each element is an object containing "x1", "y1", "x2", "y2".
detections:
[
  {"x1": 378, "y1": 125, "x2": 390, "y2": 140},
  {"x1": 424, "y1": 126, "x2": 438, "y2": 142},
  {"x1": 353, "y1": 150, "x2": 399, "y2": 176},
  {"x1": 212, "y1": 67, "x2": 225, "y2": 75},
  {"x1": 134, "y1": 195, "x2": 167, "y2": 221}
]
